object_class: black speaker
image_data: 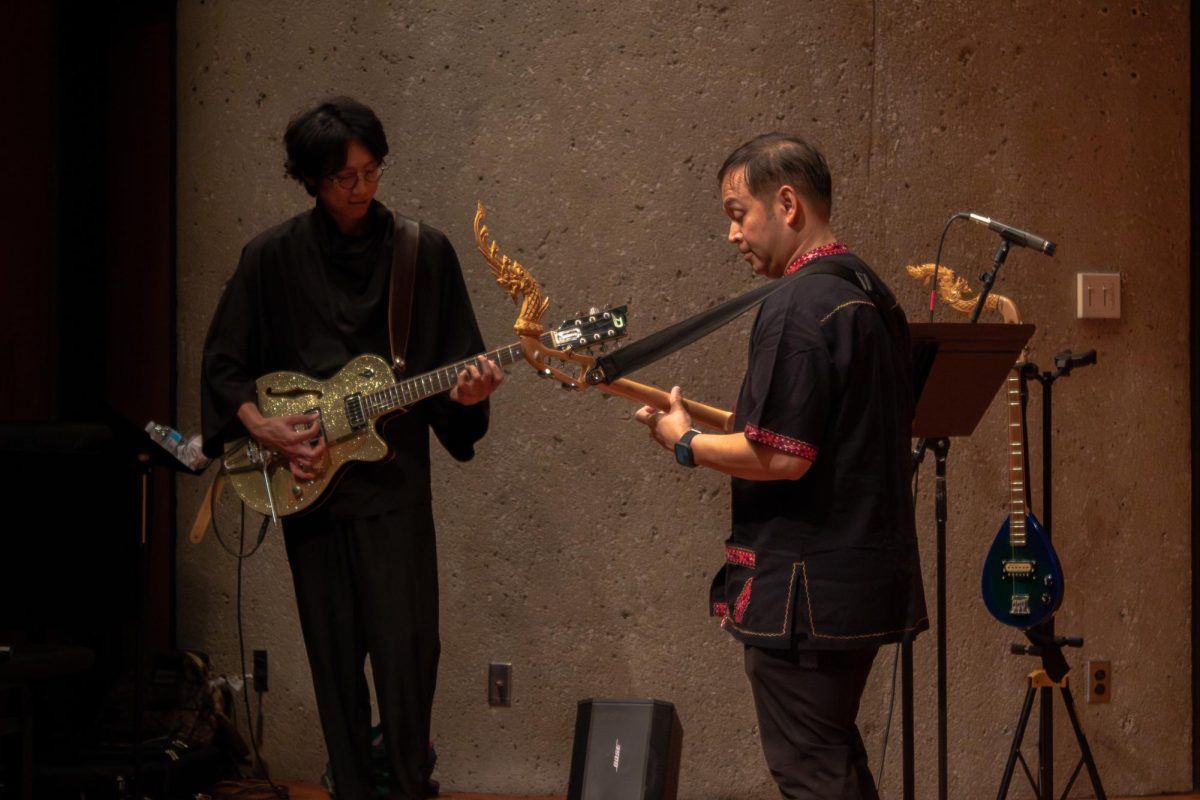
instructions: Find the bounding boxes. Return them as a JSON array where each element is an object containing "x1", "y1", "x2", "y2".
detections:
[{"x1": 567, "y1": 698, "x2": 682, "y2": 800}]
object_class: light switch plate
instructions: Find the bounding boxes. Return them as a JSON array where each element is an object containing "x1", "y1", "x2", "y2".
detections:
[{"x1": 1077, "y1": 273, "x2": 1121, "y2": 319}]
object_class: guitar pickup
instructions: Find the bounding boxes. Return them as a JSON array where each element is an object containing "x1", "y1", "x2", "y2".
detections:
[
  {"x1": 1001, "y1": 560, "x2": 1036, "y2": 579},
  {"x1": 344, "y1": 394, "x2": 367, "y2": 431}
]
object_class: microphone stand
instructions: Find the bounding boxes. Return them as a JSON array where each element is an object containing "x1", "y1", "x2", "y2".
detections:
[{"x1": 969, "y1": 239, "x2": 1011, "y2": 323}]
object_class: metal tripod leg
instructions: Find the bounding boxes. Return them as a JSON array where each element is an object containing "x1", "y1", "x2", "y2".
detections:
[
  {"x1": 1058, "y1": 685, "x2": 1108, "y2": 800},
  {"x1": 997, "y1": 671, "x2": 1108, "y2": 800},
  {"x1": 997, "y1": 682, "x2": 1038, "y2": 800}
]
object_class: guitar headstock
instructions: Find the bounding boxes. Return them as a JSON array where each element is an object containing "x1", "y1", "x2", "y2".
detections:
[
  {"x1": 547, "y1": 305, "x2": 628, "y2": 352},
  {"x1": 527, "y1": 305, "x2": 629, "y2": 388}
]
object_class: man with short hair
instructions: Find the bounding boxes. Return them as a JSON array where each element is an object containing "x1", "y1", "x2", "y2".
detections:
[
  {"x1": 635, "y1": 133, "x2": 927, "y2": 799},
  {"x1": 201, "y1": 97, "x2": 502, "y2": 799}
]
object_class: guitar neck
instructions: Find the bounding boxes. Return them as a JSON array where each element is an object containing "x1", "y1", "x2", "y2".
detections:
[
  {"x1": 358, "y1": 333, "x2": 548, "y2": 419},
  {"x1": 1005, "y1": 369, "x2": 1028, "y2": 546}
]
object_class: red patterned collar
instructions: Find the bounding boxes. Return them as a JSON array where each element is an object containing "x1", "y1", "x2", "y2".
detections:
[{"x1": 783, "y1": 241, "x2": 850, "y2": 276}]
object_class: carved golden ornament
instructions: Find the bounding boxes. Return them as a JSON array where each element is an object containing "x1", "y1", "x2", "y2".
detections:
[
  {"x1": 473, "y1": 200, "x2": 734, "y2": 432},
  {"x1": 906, "y1": 263, "x2": 1021, "y2": 324},
  {"x1": 474, "y1": 201, "x2": 549, "y2": 336}
]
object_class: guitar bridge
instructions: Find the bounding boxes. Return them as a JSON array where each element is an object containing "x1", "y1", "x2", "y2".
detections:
[{"x1": 1009, "y1": 595, "x2": 1031, "y2": 615}]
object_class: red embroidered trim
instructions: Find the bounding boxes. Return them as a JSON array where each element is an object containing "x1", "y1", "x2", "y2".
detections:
[
  {"x1": 713, "y1": 602, "x2": 729, "y2": 618},
  {"x1": 745, "y1": 423, "x2": 818, "y2": 461},
  {"x1": 733, "y1": 578, "x2": 754, "y2": 623},
  {"x1": 725, "y1": 545, "x2": 757, "y2": 568},
  {"x1": 783, "y1": 241, "x2": 850, "y2": 276}
]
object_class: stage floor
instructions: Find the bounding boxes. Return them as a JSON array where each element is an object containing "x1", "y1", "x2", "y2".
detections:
[{"x1": 280, "y1": 783, "x2": 1197, "y2": 800}]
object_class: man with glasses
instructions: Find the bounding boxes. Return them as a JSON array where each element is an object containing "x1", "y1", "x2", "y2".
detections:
[{"x1": 201, "y1": 97, "x2": 502, "y2": 799}]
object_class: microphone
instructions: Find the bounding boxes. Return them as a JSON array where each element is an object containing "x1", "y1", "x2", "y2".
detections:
[{"x1": 968, "y1": 212, "x2": 1057, "y2": 256}]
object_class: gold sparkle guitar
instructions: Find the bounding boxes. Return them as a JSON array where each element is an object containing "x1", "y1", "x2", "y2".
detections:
[{"x1": 222, "y1": 307, "x2": 628, "y2": 520}]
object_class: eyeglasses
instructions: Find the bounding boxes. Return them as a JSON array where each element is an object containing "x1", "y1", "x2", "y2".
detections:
[{"x1": 326, "y1": 162, "x2": 387, "y2": 190}]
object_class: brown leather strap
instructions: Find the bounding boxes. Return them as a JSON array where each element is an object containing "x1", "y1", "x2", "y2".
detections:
[
  {"x1": 388, "y1": 213, "x2": 421, "y2": 376},
  {"x1": 187, "y1": 471, "x2": 226, "y2": 544}
]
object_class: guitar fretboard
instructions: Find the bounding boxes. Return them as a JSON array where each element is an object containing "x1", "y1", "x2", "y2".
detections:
[
  {"x1": 357, "y1": 334, "x2": 549, "y2": 419},
  {"x1": 1005, "y1": 370, "x2": 1027, "y2": 547}
]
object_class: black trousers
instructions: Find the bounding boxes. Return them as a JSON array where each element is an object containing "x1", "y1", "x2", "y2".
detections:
[
  {"x1": 284, "y1": 506, "x2": 440, "y2": 800},
  {"x1": 743, "y1": 645, "x2": 880, "y2": 800}
]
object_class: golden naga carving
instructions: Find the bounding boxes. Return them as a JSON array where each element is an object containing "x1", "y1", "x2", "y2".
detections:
[
  {"x1": 906, "y1": 263, "x2": 1020, "y2": 324},
  {"x1": 474, "y1": 201, "x2": 549, "y2": 336},
  {"x1": 474, "y1": 201, "x2": 734, "y2": 432}
]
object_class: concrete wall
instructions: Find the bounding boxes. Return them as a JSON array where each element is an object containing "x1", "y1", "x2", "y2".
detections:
[{"x1": 175, "y1": 1, "x2": 1191, "y2": 796}]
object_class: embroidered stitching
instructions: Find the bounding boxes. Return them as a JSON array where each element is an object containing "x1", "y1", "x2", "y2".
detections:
[
  {"x1": 721, "y1": 561, "x2": 929, "y2": 640},
  {"x1": 744, "y1": 423, "x2": 818, "y2": 461},
  {"x1": 733, "y1": 577, "x2": 754, "y2": 623},
  {"x1": 713, "y1": 602, "x2": 729, "y2": 618},
  {"x1": 723, "y1": 563, "x2": 799, "y2": 638},
  {"x1": 820, "y1": 299, "x2": 874, "y2": 326},
  {"x1": 725, "y1": 545, "x2": 757, "y2": 568},
  {"x1": 784, "y1": 241, "x2": 850, "y2": 276},
  {"x1": 800, "y1": 561, "x2": 930, "y2": 640}
]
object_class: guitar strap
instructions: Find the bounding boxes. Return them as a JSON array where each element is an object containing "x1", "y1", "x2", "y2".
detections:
[
  {"x1": 592, "y1": 259, "x2": 905, "y2": 384},
  {"x1": 388, "y1": 213, "x2": 421, "y2": 377}
]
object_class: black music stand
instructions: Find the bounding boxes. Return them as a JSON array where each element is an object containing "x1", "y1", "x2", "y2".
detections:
[{"x1": 901, "y1": 322, "x2": 1035, "y2": 800}]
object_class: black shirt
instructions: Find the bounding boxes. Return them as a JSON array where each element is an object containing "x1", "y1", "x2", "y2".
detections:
[{"x1": 710, "y1": 248, "x2": 928, "y2": 649}]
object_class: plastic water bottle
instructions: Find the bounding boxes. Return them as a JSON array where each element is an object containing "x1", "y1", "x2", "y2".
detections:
[{"x1": 145, "y1": 421, "x2": 211, "y2": 471}]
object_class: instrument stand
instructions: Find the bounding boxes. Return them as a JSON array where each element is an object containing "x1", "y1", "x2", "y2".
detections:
[
  {"x1": 995, "y1": 352, "x2": 1104, "y2": 800},
  {"x1": 997, "y1": 634, "x2": 1106, "y2": 800}
]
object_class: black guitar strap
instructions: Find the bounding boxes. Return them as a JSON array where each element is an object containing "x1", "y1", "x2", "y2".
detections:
[
  {"x1": 592, "y1": 260, "x2": 905, "y2": 384},
  {"x1": 387, "y1": 213, "x2": 421, "y2": 377}
]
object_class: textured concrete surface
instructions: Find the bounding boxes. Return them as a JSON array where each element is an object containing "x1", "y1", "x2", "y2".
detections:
[{"x1": 175, "y1": 1, "x2": 1190, "y2": 797}]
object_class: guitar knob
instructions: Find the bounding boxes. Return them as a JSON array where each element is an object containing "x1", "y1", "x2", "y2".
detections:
[
  {"x1": 1043, "y1": 574, "x2": 1054, "y2": 586},
  {"x1": 1041, "y1": 593, "x2": 1051, "y2": 604}
]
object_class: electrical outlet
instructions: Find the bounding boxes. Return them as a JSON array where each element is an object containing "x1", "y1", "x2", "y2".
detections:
[
  {"x1": 1076, "y1": 273, "x2": 1121, "y2": 319},
  {"x1": 1086, "y1": 660, "x2": 1110, "y2": 704},
  {"x1": 253, "y1": 649, "x2": 268, "y2": 693},
  {"x1": 488, "y1": 662, "x2": 512, "y2": 707}
]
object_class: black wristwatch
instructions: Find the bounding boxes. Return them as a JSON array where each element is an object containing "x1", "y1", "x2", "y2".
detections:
[{"x1": 674, "y1": 429, "x2": 701, "y2": 468}]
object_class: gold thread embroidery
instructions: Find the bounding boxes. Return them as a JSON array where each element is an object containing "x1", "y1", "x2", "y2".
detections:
[
  {"x1": 820, "y1": 299, "x2": 873, "y2": 326},
  {"x1": 724, "y1": 563, "x2": 800, "y2": 638},
  {"x1": 800, "y1": 561, "x2": 929, "y2": 640},
  {"x1": 723, "y1": 561, "x2": 929, "y2": 640}
]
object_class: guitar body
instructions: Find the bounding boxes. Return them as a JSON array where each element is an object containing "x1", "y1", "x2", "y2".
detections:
[
  {"x1": 223, "y1": 354, "x2": 398, "y2": 518},
  {"x1": 980, "y1": 511, "x2": 1065, "y2": 628},
  {"x1": 218, "y1": 305, "x2": 630, "y2": 519}
]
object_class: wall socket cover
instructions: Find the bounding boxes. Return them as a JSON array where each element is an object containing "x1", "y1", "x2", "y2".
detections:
[
  {"x1": 488, "y1": 662, "x2": 512, "y2": 707},
  {"x1": 1086, "y1": 659, "x2": 1111, "y2": 704}
]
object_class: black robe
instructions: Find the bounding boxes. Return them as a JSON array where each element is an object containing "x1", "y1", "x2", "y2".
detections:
[{"x1": 200, "y1": 200, "x2": 489, "y2": 518}]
